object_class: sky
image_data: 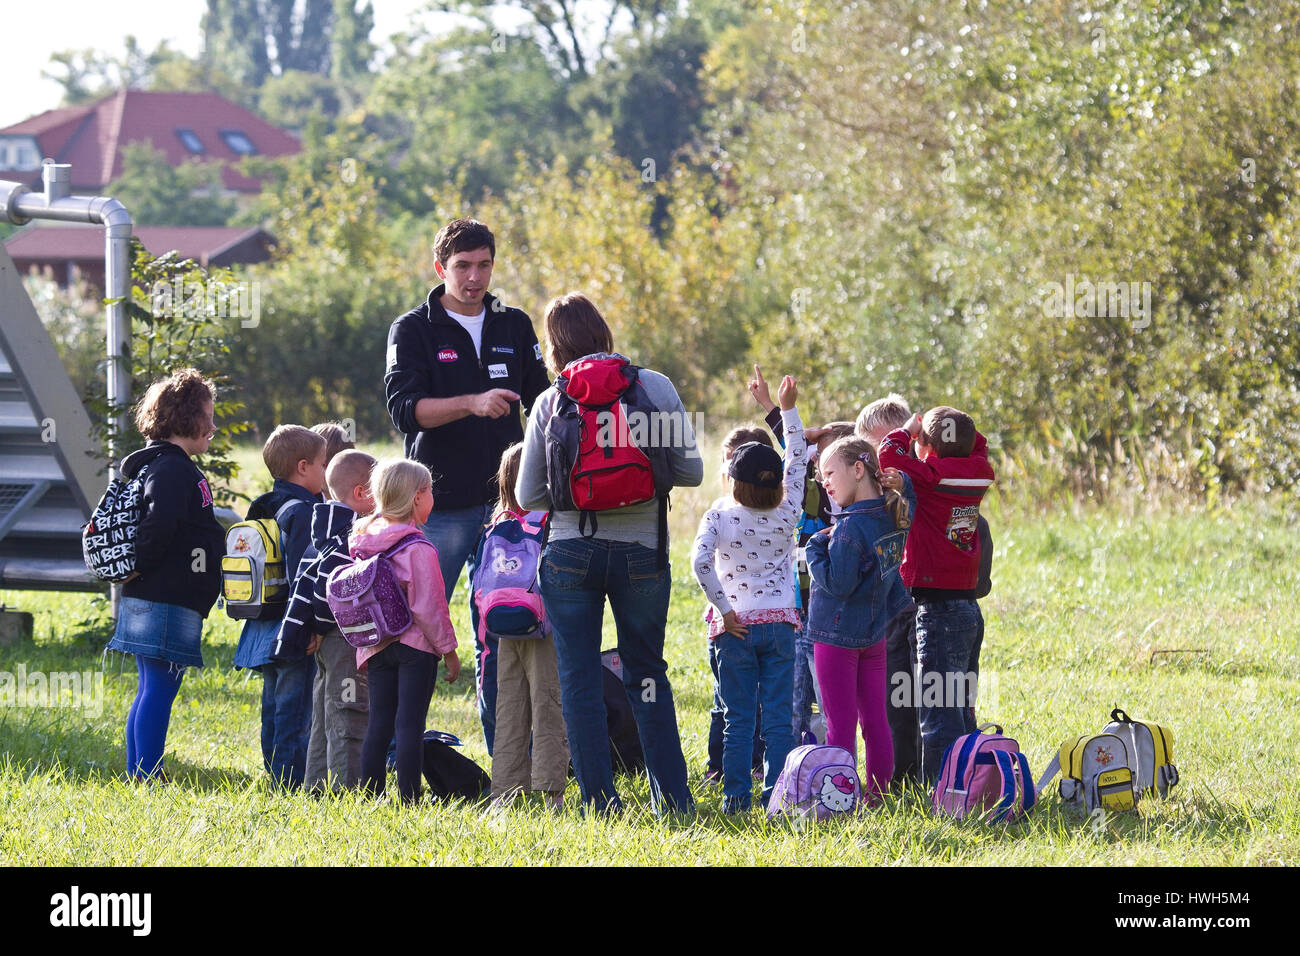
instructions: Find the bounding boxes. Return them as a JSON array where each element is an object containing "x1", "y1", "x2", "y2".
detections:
[{"x1": 0, "y1": 0, "x2": 441, "y2": 129}]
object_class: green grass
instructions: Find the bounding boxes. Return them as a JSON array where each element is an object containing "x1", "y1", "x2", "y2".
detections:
[{"x1": 2, "y1": 492, "x2": 1298, "y2": 865}]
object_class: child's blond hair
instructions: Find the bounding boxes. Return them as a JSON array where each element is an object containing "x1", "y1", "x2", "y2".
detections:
[
  {"x1": 263, "y1": 425, "x2": 326, "y2": 481},
  {"x1": 326, "y1": 449, "x2": 376, "y2": 503},
  {"x1": 856, "y1": 394, "x2": 911, "y2": 443},
  {"x1": 823, "y1": 436, "x2": 910, "y2": 529},
  {"x1": 355, "y1": 458, "x2": 431, "y2": 532}
]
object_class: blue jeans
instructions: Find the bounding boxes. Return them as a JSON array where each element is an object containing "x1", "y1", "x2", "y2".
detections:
[
  {"x1": 539, "y1": 537, "x2": 693, "y2": 816},
  {"x1": 791, "y1": 616, "x2": 818, "y2": 741},
  {"x1": 261, "y1": 655, "x2": 316, "y2": 789},
  {"x1": 915, "y1": 599, "x2": 983, "y2": 784},
  {"x1": 706, "y1": 639, "x2": 763, "y2": 774},
  {"x1": 422, "y1": 503, "x2": 495, "y2": 751},
  {"x1": 716, "y1": 622, "x2": 795, "y2": 809}
]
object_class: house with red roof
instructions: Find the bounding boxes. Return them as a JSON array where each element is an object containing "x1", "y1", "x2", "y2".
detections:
[
  {"x1": 4, "y1": 222, "x2": 275, "y2": 289},
  {"x1": 0, "y1": 89, "x2": 300, "y2": 194}
]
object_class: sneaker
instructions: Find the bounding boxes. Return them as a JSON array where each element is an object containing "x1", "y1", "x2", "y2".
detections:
[
  {"x1": 721, "y1": 797, "x2": 751, "y2": 815},
  {"x1": 703, "y1": 768, "x2": 723, "y2": 786}
]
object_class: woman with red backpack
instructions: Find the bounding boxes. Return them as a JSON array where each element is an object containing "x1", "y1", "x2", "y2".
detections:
[{"x1": 514, "y1": 293, "x2": 704, "y2": 815}]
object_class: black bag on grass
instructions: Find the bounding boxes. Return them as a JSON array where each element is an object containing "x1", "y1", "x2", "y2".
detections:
[
  {"x1": 601, "y1": 650, "x2": 646, "y2": 775},
  {"x1": 422, "y1": 731, "x2": 490, "y2": 801}
]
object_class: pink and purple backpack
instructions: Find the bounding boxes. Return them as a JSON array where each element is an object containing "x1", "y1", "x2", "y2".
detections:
[
  {"x1": 932, "y1": 724, "x2": 1036, "y2": 823},
  {"x1": 473, "y1": 511, "x2": 549, "y2": 642},
  {"x1": 325, "y1": 532, "x2": 431, "y2": 649},
  {"x1": 766, "y1": 744, "x2": 862, "y2": 820}
]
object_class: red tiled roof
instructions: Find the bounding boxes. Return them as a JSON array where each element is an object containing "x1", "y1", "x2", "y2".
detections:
[
  {"x1": 4, "y1": 223, "x2": 271, "y2": 265},
  {"x1": 0, "y1": 90, "x2": 299, "y2": 192}
]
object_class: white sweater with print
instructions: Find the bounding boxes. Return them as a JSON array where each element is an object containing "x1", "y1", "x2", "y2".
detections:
[{"x1": 692, "y1": 408, "x2": 807, "y2": 617}]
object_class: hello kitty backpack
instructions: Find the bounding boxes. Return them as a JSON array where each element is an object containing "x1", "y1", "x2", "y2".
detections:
[
  {"x1": 932, "y1": 724, "x2": 1036, "y2": 823},
  {"x1": 767, "y1": 744, "x2": 862, "y2": 820},
  {"x1": 473, "y1": 511, "x2": 549, "y2": 641}
]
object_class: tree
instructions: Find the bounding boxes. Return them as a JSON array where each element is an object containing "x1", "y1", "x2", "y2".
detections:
[
  {"x1": 202, "y1": 0, "x2": 373, "y2": 90},
  {"x1": 430, "y1": 0, "x2": 675, "y2": 81},
  {"x1": 229, "y1": 133, "x2": 424, "y2": 438},
  {"x1": 362, "y1": 25, "x2": 582, "y2": 207},
  {"x1": 43, "y1": 37, "x2": 195, "y2": 105},
  {"x1": 259, "y1": 70, "x2": 345, "y2": 131},
  {"x1": 104, "y1": 143, "x2": 237, "y2": 228}
]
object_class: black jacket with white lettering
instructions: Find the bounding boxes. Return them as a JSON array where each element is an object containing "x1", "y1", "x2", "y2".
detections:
[
  {"x1": 384, "y1": 284, "x2": 550, "y2": 510},
  {"x1": 119, "y1": 441, "x2": 226, "y2": 616}
]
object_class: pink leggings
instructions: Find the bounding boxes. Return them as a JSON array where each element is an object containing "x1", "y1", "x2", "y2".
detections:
[{"x1": 813, "y1": 641, "x2": 894, "y2": 801}]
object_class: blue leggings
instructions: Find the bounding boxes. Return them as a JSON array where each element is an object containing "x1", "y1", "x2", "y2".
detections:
[{"x1": 125, "y1": 656, "x2": 184, "y2": 778}]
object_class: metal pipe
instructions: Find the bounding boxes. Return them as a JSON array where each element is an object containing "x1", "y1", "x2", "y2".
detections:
[
  {"x1": 5, "y1": 169, "x2": 134, "y2": 480},
  {"x1": 1, "y1": 166, "x2": 133, "y2": 615},
  {"x1": 0, "y1": 180, "x2": 31, "y2": 223}
]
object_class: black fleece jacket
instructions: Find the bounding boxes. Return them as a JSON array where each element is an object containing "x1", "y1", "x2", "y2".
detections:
[
  {"x1": 384, "y1": 284, "x2": 549, "y2": 510},
  {"x1": 119, "y1": 441, "x2": 226, "y2": 617}
]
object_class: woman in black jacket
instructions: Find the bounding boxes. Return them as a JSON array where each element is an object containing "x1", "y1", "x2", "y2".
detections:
[{"x1": 105, "y1": 368, "x2": 225, "y2": 781}]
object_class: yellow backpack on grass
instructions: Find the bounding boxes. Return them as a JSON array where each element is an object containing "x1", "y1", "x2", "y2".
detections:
[{"x1": 1035, "y1": 707, "x2": 1179, "y2": 814}]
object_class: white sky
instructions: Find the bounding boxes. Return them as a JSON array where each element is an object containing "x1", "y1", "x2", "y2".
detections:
[{"x1": 0, "y1": 0, "x2": 443, "y2": 128}]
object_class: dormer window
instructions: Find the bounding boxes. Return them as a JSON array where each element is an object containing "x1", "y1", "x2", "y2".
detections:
[
  {"x1": 220, "y1": 130, "x2": 256, "y2": 155},
  {"x1": 176, "y1": 128, "x2": 204, "y2": 153},
  {"x1": 0, "y1": 136, "x2": 41, "y2": 170}
]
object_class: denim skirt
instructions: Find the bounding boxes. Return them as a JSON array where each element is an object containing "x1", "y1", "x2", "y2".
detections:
[{"x1": 106, "y1": 596, "x2": 205, "y2": 669}]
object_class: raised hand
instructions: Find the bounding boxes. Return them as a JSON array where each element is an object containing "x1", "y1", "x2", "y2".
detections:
[
  {"x1": 777, "y1": 375, "x2": 797, "y2": 411},
  {"x1": 747, "y1": 364, "x2": 776, "y2": 411}
]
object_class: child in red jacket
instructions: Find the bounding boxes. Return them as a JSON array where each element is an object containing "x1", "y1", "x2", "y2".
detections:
[{"x1": 877, "y1": 406, "x2": 993, "y2": 784}]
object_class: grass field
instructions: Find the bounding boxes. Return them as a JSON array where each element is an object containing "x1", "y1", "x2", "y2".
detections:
[{"x1": 2, "y1": 481, "x2": 1297, "y2": 865}]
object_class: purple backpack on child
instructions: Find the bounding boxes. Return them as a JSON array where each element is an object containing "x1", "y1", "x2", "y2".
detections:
[
  {"x1": 473, "y1": 511, "x2": 548, "y2": 642},
  {"x1": 767, "y1": 744, "x2": 862, "y2": 820},
  {"x1": 932, "y1": 723, "x2": 1036, "y2": 823},
  {"x1": 325, "y1": 532, "x2": 431, "y2": 649}
]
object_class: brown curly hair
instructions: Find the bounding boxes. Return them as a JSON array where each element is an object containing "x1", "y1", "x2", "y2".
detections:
[{"x1": 134, "y1": 368, "x2": 215, "y2": 441}]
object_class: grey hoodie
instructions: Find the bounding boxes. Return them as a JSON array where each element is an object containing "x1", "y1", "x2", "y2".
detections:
[{"x1": 515, "y1": 352, "x2": 704, "y2": 548}]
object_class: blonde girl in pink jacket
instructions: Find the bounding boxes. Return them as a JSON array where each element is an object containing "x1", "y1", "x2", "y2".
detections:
[{"x1": 351, "y1": 458, "x2": 460, "y2": 802}]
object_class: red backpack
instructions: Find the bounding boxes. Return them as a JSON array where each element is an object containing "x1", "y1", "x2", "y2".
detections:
[{"x1": 543, "y1": 355, "x2": 674, "y2": 563}]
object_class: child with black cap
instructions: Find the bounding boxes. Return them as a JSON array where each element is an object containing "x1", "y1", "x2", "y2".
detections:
[{"x1": 691, "y1": 374, "x2": 807, "y2": 813}]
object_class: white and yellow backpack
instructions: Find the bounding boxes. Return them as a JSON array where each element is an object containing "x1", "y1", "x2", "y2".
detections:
[
  {"x1": 1036, "y1": 707, "x2": 1179, "y2": 814},
  {"x1": 221, "y1": 500, "x2": 296, "y2": 620}
]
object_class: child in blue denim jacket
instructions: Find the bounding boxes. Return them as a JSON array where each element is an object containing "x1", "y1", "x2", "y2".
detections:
[{"x1": 806, "y1": 436, "x2": 914, "y2": 803}]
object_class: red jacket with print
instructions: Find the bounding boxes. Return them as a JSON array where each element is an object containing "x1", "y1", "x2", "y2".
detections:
[{"x1": 877, "y1": 427, "x2": 994, "y2": 591}]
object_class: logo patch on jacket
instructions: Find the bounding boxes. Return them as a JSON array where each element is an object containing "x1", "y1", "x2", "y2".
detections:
[
  {"x1": 492, "y1": 345, "x2": 514, "y2": 355},
  {"x1": 946, "y1": 505, "x2": 979, "y2": 552},
  {"x1": 198, "y1": 478, "x2": 213, "y2": 508},
  {"x1": 437, "y1": 348, "x2": 459, "y2": 363}
]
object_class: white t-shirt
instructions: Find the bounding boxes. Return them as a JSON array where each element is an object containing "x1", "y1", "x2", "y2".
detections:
[{"x1": 445, "y1": 306, "x2": 486, "y2": 358}]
